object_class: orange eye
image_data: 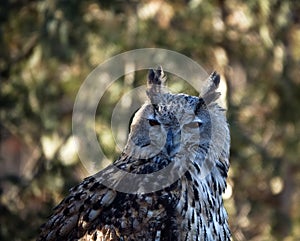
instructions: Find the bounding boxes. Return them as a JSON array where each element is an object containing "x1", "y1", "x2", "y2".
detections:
[
  {"x1": 148, "y1": 119, "x2": 160, "y2": 126},
  {"x1": 184, "y1": 121, "x2": 202, "y2": 129}
]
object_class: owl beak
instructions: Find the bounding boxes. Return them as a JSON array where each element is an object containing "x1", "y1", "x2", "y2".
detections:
[
  {"x1": 165, "y1": 128, "x2": 181, "y2": 156},
  {"x1": 165, "y1": 129, "x2": 173, "y2": 155}
]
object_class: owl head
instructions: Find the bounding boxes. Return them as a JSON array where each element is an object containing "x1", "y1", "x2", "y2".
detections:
[{"x1": 123, "y1": 66, "x2": 230, "y2": 171}]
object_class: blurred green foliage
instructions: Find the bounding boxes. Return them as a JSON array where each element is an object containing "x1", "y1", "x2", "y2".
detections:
[{"x1": 1, "y1": 0, "x2": 300, "y2": 240}]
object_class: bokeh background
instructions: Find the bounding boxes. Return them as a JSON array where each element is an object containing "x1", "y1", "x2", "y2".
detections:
[{"x1": 1, "y1": 0, "x2": 300, "y2": 240}]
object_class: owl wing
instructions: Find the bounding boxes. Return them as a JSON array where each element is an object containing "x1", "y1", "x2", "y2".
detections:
[
  {"x1": 37, "y1": 174, "x2": 118, "y2": 240},
  {"x1": 38, "y1": 154, "x2": 181, "y2": 241}
]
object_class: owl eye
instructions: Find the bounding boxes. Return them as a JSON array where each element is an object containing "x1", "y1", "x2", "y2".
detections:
[
  {"x1": 184, "y1": 121, "x2": 202, "y2": 129},
  {"x1": 148, "y1": 119, "x2": 160, "y2": 126}
]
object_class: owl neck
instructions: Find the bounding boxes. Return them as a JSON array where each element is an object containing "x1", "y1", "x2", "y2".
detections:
[{"x1": 175, "y1": 157, "x2": 230, "y2": 240}]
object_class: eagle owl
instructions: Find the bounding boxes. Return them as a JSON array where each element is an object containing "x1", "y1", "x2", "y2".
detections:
[{"x1": 38, "y1": 67, "x2": 231, "y2": 241}]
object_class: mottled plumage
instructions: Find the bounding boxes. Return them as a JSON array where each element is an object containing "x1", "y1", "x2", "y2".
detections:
[{"x1": 38, "y1": 66, "x2": 231, "y2": 241}]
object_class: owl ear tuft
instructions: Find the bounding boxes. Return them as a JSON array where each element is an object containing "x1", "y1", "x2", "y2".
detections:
[
  {"x1": 147, "y1": 66, "x2": 167, "y2": 88},
  {"x1": 146, "y1": 66, "x2": 168, "y2": 103},
  {"x1": 200, "y1": 71, "x2": 221, "y2": 104}
]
